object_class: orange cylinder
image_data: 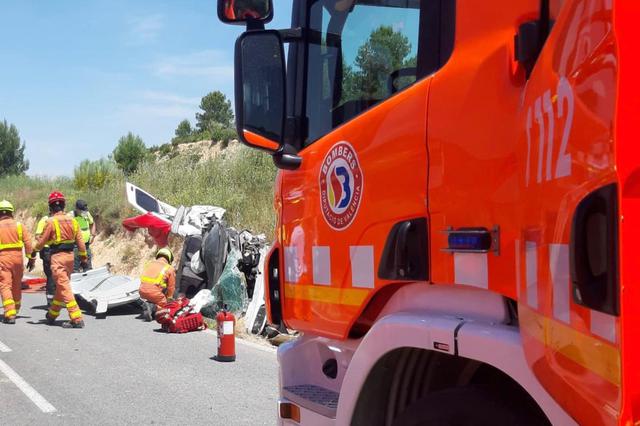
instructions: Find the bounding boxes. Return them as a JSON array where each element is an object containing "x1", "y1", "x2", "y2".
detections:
[{"x1": 215, "y1": 308, "x2": 236, "y2": 362}]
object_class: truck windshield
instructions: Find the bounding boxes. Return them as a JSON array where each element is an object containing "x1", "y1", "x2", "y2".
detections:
[{"x1": 305, "y1": 0, "x2": 420, "y2": 145}]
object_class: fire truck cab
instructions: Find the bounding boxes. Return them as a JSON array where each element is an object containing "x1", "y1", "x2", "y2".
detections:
[{"x1": 218, "y1": 0, "x2": 639, "y2": 424}]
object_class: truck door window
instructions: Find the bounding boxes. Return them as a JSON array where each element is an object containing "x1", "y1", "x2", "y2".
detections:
[{"x1": 305, "y1": 0, "x2": 421, "y2": 145}]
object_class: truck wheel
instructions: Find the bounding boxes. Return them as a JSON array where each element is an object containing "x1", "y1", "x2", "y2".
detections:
[{"x1": 391, "y1": 386, "x2": 548, "y2": 426}]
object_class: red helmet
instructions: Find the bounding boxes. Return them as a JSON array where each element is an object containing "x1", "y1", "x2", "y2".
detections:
[{"x1": 48, "y1": 191, "x2": 65, "y2": 205}]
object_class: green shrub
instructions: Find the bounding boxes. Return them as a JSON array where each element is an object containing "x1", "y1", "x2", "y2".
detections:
[
  {"x1": 73, "y1": 159, "x2": 122, "y2": 190},
  {"x1": 113, "y1": 132, "x2": 148, "y2": 175},
  {"x1": 0, "y1": 143, "x2": 277, "y2": 237},
  {"x1": 158, "y1": 144, "x2": 172, "y2": 157},
  {"x1": 209, "y1": 123, "x2": 237, "y2": 144}
]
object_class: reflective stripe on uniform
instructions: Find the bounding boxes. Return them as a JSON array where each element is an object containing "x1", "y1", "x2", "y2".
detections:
[
  {"x1": 3, "y1": 299, "x2": 14, "y2": 306},
  {"x1": 4, "y1": 309, "x2": 16, "y2": 317},
  {"x1": 141, "y1": 264, "x2": 170, "y2": 288},
  {"x1": 47, "y1": 309, "x2": 60, "y2": 317},
  {"x1": 0, "y1": 222, "x2": 24, "y2": 250},
  {"x1": 69, "y1": 310, "x2": 82, "y2": 319},
  {"x1": 49, "y1": 218, "x2": 79, "y2": 246},
  {"x1": 36, "y1": 216, "x2": 50, "y2": 248},
  {"x1": 52, "y1": 300, "x2": 64, "y2": 307},
  {"x1": 66, "y1": 301, "x2": 78, "y2": 309}
]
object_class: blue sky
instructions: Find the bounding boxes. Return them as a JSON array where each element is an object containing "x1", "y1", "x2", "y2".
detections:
[{"x1": 0, "y1": 0, "x2": 291, "y2": 176}]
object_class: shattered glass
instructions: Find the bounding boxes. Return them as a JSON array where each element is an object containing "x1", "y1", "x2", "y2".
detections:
[{"x1": 200, "y1": 248, "x2": 248, "y2": 318}]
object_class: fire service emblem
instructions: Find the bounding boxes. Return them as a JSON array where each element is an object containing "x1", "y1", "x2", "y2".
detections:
[{"x1": 319, "y1": 142, "x2": 364, "y2": 230}]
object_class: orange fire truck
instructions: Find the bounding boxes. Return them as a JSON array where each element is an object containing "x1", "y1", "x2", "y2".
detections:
[{"x1": 217, "y1": 0, "x2": 639, "y2": 424}]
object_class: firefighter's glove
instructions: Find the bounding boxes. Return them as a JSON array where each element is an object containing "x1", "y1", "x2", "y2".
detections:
[{"x1": 26, "y1": 258, "x2": 36, "y2": 272}]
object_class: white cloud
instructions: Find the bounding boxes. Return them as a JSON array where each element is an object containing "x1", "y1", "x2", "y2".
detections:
[
  {"x1": 127, "y1": 14, "x2": 165, "y2": 45},
  {"x1": 139, "y1": 90, "x2": 200, "y2": 106},
  {"x1": 153, "y1": 49, "x2": 234, "y2": 80}
]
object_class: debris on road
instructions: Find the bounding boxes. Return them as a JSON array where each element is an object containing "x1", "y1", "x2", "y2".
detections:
[
  {"x1": 71, "y1": 265, "x2": 140, "y2": 315},
  {"x1": 21, "y1": 275, "x2": 46, "y2": 290},
  {"x1": 122, "y1": 182, "x2": 287, "y2": 343},
  {"x1": 200, "y1": 248, "x2": 246, "y2": 317}
]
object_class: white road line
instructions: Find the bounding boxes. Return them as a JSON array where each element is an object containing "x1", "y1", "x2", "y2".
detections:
[
  {"x1": 0, "y1": 339, "x2": 11, "y2": 353},
  {"x1": 0, "y1": 359, "x2": 57, "y2": 413}
]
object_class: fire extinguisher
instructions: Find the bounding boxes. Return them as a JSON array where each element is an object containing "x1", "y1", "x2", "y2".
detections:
[{"x1": 215, "y1": 306, "x2": 236, "y2": 362}]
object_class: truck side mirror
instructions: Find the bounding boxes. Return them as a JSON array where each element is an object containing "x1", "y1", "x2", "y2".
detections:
[
  {"x1": 217, "y1": 0, "x2": 273, "y2": 26},
  {"x1": 234, "y1": 30, "x2": 286, "y2": 152}
]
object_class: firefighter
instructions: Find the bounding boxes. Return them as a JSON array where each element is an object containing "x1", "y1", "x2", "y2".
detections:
[
  {"x1": 70, "y1": 199, "x2": 96, "y2": 272},
  {"x1": 35, "y1": 213, "x2": 54, "y2": 305},
  {"x1": 33, "y1": 192, "x2": 88, "y2": 328},
  {"x1": 224, "y1": 0, "x2": 266, "y2": 20},
  {"x1": 0, "y1": 200, "x2": 35, "y2": 324},
  {"x1": 139, "y1": 248, "x2": 176, "y2": 321}
]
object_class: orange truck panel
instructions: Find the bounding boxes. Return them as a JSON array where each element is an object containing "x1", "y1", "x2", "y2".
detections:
[
  {"x1": 280, "y1": 80, "x2": 429, "y2": 338},
  {"x1": 227, "y1": 0, "x2": 640, "y2": 423},
  {"x1": 428, "y1": 0, "x2": 621, "y2": 424}
]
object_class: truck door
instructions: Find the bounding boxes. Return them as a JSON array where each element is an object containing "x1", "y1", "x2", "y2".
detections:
[
  {"x1": 516, "y1": 1, "x2": 621, "y2": 424},
  {"x1": 279, "y1": 0, "x2": 453, "y2": 338}
]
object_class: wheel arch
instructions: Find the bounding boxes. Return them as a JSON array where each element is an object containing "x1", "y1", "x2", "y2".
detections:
[{"x1": 335, "y1": 284, "x2": 576, "y2": 425}]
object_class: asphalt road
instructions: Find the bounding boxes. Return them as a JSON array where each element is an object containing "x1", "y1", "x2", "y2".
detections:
[{"x1": 0, "y1": 293, "x2": 279, "y2": 425}]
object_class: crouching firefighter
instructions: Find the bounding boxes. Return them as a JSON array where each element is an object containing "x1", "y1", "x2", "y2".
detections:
[
  {"x1": 139, "y1": 248, "x2": 175, "y2": 321},
  {"x1": 33, "y1": 192, "x2": 88, "y2": 328},
  {"x1": 0, "y1": 200, "x2": 35, "y2": 324}
]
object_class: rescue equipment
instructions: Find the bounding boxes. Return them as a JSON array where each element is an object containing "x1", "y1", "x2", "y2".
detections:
[
  {"x1": 215, "y1": 307, "x2": 236, "y2": 362},
  {"x1": 155, "y1": 297, "x2": 205, "y2": 333}
]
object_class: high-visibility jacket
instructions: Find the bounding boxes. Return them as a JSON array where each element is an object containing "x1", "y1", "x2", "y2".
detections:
[
  {"x1": 0, "y1": 217, "x2": 34, "y2": 258},
  {"x1": 35, "y1": 215, "x2": 50, "y2": 249},
  {"x1": 34, "y1": 212, "x2": 87, "y2": 257},
  {"x1": 140, "y1": 259, "x2": 176, "y2": 296},
  {"x1": 69, "y1": 211, "x2": 93, "y2": 244}
]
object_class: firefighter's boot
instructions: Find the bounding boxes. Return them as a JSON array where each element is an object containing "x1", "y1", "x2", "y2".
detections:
[
  {"x1": 61, "y1": 320, "x2": 85, "y2": 329},
  {"x1": 3, "y1": 317, "x2": 15, "y2": 324},
  {"x1": 142, "y1": 301, "x2": 154, "y2": 322},
  {"x1": 45, "y1": 312, "x2": 56, "y2": 325}
]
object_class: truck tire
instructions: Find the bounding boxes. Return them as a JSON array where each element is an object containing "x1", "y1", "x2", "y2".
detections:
[{"x1": 391, "y1": 385, "x2": 549, "y2": 426}]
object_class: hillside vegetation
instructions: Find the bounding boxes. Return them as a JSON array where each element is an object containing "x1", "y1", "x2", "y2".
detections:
[{"x1": 0, "y1": 140, "x2": 277, "y2": 238}]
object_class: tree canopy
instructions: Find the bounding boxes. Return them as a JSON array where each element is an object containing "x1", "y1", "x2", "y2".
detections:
[
  {"x1": 0, "y1": 120, "x2": 29, "y2": 177},
  {"x1": 343, "y1": 26, "x2": 415, "y2": 102},
  {"x1": 175, "y1": 119, "x2": 193, "y2": 139},
  {"x1": 112, "y1": 132, "x2": 147, "y2": 175},
  {"x1": 196, "y1": 91, "x2": 234, "y2": 132}
]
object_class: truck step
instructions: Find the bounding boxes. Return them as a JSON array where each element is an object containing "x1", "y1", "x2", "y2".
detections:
[{"x1": 283, "y1": 384, "x2": 339, "y2": 419}]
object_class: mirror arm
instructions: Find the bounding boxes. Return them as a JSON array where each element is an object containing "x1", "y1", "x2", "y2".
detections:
[
  {"x1": 272, "y1": 116, "x2": 304, "y2": 170},
  {"x1": 273, "y1": 144, "x2": 302, "y2": 170},
  {"x1": 278, "y1": 27, "x2": 304, "y2": 42},
  {"x1": 246, "y1": 19, "x2": 265, "y2": 31}
]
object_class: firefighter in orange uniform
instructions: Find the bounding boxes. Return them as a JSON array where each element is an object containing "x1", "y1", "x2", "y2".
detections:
[
  {"x1": 0, "y1": 200, "x2": 35, "y2": 324},
  {"x1": 33, "y1": 192, "x2": 87, "y2": 328},
  {"x1": 139, "y1": 248, "x2": 176, "y2": 321}
]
